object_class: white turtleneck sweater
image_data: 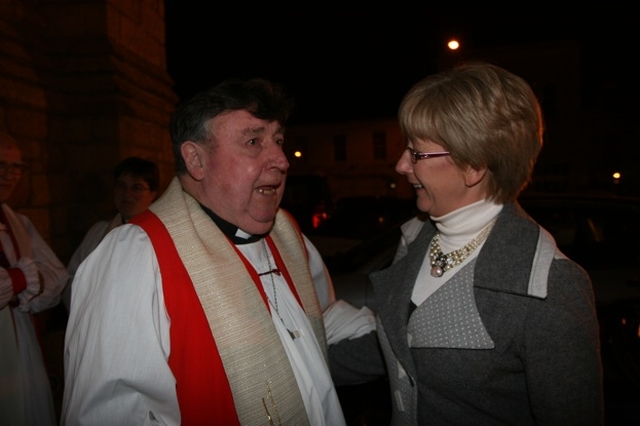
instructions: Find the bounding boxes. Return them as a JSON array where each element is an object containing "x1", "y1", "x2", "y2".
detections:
[{"x1": 404, "y1": 199, "x2": 504, "y2": 305}]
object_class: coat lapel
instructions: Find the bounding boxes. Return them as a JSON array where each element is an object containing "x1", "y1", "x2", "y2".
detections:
[{"x1": 371, "y1": 221, "x2": 436, "y2": 376}]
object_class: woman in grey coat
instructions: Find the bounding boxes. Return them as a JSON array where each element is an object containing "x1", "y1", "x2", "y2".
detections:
[{"x1": 331, "y1": 62, "x2": 603, "y2": 425}]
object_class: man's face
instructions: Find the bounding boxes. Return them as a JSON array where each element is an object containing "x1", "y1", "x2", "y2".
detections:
[
  {"x1": 113, "y1": 173, "x2": 156, "y2": 221},
  {"x1": 192, "y1": 110, "x2": 289, "y2": 235},
  {"x1": 0, "y1": 142, "x2": 24, "y2": 203}
]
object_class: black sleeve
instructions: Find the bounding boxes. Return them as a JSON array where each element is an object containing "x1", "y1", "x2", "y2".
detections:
[{"x1": 328, "y1": 330, "x2": 387, "y2": 386}]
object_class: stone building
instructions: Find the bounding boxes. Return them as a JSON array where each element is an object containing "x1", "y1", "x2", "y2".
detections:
[
  {"x1": 286, "y1": 118, "x2": 414, "y2": 202},
  {"x1": 0, "y1": 0, "x2": 177, "y2": 264},
  {"x1": 286, "y1": 38, "x2": 640, "y2": 204},
  {"x1": 1, "y1": 0, "x2": 178, "y2": 417}
]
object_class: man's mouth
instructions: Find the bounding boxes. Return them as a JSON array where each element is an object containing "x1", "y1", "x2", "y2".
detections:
[
  {"x1": 257, "y1": 186, "x2": 278, "y2": 196},
  {"x1": 413, "y1": 183, "x2": 424, "y2": 189}
]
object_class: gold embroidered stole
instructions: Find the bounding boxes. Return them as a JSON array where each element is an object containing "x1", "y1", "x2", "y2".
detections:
[{"x1": 150, "y1": 178, "x2": 325, "y2": 425}]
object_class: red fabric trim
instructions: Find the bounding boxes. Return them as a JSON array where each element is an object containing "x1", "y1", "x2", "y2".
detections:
[
  {"x1": 231, "y1": 244, "x2": 271, "y2": 312},
  {"x1": 265, "y1": 236, "x2": 304, "y2": 310},
  {"x1": 8, "y1": 267, "x2": 26, "y2": 294},
  {"x1": 131, "y1": 210, "x2": 240, "y2": 426},
  {"x1": 229, "y1": 235, "x2": 304, "y2": 313}
]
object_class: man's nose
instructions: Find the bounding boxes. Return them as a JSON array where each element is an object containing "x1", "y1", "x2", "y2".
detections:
[{"x1": 268, "y1": 144, "x2": 289, "y2": 172}]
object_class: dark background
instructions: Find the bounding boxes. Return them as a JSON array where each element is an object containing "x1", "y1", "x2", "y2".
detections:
[{"x1": 164, "y1": 4, "x2": 636, "y2": 125}]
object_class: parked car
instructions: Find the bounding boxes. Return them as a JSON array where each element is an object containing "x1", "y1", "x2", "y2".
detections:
[
  {"x1": 307, "y1": 195, "x2": 418, "y2": 257},
  {"x1": 519, "y1": 192, "x2": 640, "y2": 304},
  {"x1": 280, "y1": 174, "x2": 333, "y2": 233},
  {"x1": 518, "y1": 193, "x2": 640, "y2": 397}
]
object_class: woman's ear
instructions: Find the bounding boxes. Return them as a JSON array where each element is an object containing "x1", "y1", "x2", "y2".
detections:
[
  {"x1": 464, "y1": 165, "x2": 488, "y2": 188},
  {"x1": 181, "y1": 141, "x2": 205, "y2": 181}
]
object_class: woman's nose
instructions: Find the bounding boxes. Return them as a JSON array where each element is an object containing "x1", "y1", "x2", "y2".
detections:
[{"x1": 395, "y1": 149, "x2": 412, "y2": 175}]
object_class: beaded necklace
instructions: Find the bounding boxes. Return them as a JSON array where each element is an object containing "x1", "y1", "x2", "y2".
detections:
[{"x1": 429, "y1": 219, "x2": 496, "y2": 277}]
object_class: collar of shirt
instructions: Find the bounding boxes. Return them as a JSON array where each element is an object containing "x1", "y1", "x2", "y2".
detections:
[{"x1": 199, "y1": 204, "x2": 266, "y2": 245}]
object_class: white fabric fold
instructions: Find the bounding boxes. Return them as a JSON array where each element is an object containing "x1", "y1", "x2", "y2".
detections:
[
  {"x1": 323, "y1": 299, "x2": 376, "y2": 345},
  {"x1": 16, "y1": 256, "x2": 41, "y2": 311}
]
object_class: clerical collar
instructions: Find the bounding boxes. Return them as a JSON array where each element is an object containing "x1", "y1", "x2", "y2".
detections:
[{"x1": 199, "y1": 204, "x2": 265, "y2": 244}]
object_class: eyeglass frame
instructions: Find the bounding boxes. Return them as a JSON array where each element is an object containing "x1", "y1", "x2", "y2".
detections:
[
  {"x1": 405, "y1": 146, "x2": 451, "y2": 164},
  {"x1": 0, "y1": 161, "x2": 29, "y2": 174},
  {"x1": 113, "y1": 180, "x2": 151, "y2": 195}
]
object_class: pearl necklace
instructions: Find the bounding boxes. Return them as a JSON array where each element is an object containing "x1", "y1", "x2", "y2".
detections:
[{"x1": 429, "y1": 219, "x2": 496, "y2": 277}]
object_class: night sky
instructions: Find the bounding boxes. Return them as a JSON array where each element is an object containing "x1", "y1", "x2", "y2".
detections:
[{"x1": 164, "y1": 4, "x2": 636, "y2": 125}]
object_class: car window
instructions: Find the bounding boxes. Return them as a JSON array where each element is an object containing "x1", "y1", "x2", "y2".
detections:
[
  {"x1": 521, "y1": 198, "x2": 640, "y2": 270},
  {"x1": 527, "y1": 209, "x2": 577, "y2": 247}
]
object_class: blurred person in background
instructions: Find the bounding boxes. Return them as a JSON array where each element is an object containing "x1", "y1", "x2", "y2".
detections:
[
  {"x1": 0, "y1": 132, "x2": 69, "y2": 426},
  {"x1": 330, "y1": 62, "x2": 603, "y2": 425},
  {"x1": 62, "y1": 156, "x2": 159, "y2": 311},
  {"x1": 62, "y1": 78, "x2": 374, "y2": 425}
]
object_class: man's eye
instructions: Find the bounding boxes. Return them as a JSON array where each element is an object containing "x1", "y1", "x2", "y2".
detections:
[
  {"x1": 247, "y1": 138, "x2": 257, "y2": 146},
  {"x1": 275, "y1": 138, "x2": 284, "y2": 146}
]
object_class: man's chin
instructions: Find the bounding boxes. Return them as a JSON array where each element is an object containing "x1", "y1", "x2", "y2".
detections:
[{"x1": 241, "y1": 217, "x2": 276, "y2": 236}]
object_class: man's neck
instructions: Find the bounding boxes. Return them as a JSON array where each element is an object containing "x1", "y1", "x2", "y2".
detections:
[{"x1": 199, "y1": 204, "x2": 265, "y2": 244}]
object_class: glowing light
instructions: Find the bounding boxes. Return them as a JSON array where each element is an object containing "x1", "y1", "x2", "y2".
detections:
[
  {"x1": 613, "y1": 172, "x2": 621, "y2": 179},
  {"x1": 294, "y1": 151, "x2": 302, "y2": 158},
  {"x1": 447, "y1": 40, "x2": 460, "y2": 50}
]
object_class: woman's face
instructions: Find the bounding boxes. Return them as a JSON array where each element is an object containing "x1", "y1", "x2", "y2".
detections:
[{"x1": 395, "y1": 138, "x2": 485, "y2": 217}]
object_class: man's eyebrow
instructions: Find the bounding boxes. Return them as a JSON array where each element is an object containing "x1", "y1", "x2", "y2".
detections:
[
  {"x1": 241, "y1": 124, "x2": 284, "y2": 136},
  {"x1": 241, "y1": 126, "x2": 266, "y2": 136}
]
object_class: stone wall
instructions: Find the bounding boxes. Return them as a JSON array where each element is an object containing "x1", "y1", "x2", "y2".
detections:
[{"x1": 0, "y1": 0, "x2": 177, "y2": 263}]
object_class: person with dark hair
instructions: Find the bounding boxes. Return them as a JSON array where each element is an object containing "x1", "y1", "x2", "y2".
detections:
[
  {"x1": 61, "y1": 156, "x2": 159, "y2": 311},
  {"x1": 0, "y1": 132, "x2": 68, "y2": 426},
  {"x1": 62, "y1": 79, "x2": 371, "y2": 425},
  {"x1": 331, "y1": 63, "x2": 603, "y2": 425}
]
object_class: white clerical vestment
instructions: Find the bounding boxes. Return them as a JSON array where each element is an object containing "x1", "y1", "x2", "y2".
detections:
[
  {"x1": 0, "y1": 203, "x2": 68, "y2": 426},
  {"x1": 63, "y1": 223, "x2": 349, "y2": 425}
]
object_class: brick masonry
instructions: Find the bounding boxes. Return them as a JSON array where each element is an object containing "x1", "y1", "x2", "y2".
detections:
[
  {"x1": 0, "y1": 0, "x2": 177, "y2": 264},
  {"x1": 1, "y1": 1, "x2": 178, "y2": 420}
]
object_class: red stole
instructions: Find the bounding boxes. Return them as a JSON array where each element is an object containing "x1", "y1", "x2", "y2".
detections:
[
  {"x1": 132, "y1": 211, "x2": 241, "y2": 425},
  {"x1": 230, "y1": 236, "x2": 305, "y2": 316}
]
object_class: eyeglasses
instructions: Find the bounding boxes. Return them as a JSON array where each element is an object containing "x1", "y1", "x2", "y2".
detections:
[
  {"x1": 0, "y1": 161, "x2": 29, "y2": 174},
  {"x1": 406, "y1": 147, "x2": 451, "y2": 164},
  {"x1": 114, "y1": 181, "x2": 150, "y2": 195}
]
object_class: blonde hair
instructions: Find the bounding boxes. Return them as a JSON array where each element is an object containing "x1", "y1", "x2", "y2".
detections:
[{"x1": 399, "y1": 62, "x2": 544, "y2": 203}]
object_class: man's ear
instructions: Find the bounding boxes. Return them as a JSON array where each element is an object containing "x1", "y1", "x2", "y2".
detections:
[
  {"x1": 181, "y1": 141, "x2": 205, "y2": 181},
  {"x1": 464, "y1": 164, "x2": 488, "y2": 188}
]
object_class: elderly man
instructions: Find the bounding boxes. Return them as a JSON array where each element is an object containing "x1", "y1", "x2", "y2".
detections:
[
  {"x1": 63, "y1": 79, "x2": 374, "y2": 425},
  {"x1": 0, "y1": 132, "x2": 68, "y2": 425}
]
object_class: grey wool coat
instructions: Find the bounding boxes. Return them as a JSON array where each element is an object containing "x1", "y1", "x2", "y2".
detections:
[{"x1": 330, "y1": 203, "x2": 604, "y2": 426}]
